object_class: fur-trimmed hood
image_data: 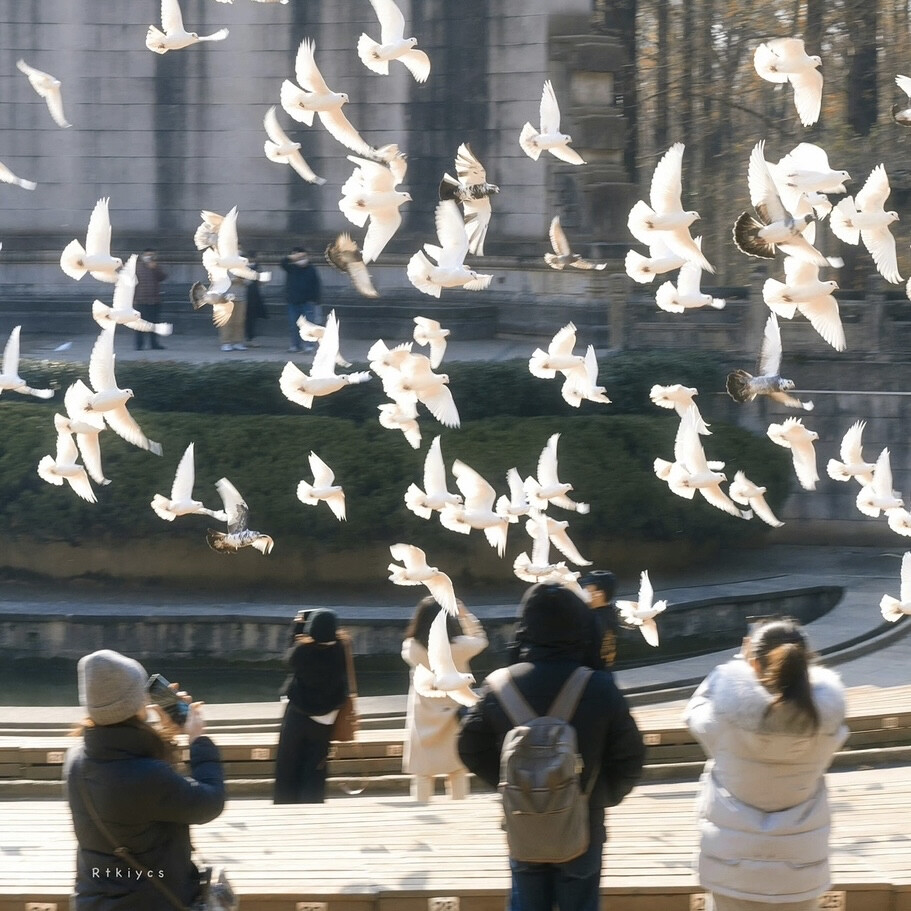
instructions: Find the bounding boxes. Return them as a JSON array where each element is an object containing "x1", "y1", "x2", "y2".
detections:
[{"x1": 703, "y1": 657, "x2": 846, "y2": 734}]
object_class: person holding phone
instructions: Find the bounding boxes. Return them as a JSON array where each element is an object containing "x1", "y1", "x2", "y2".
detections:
[
  {"x1": 63, "y1": 649, "x2": 225, "y2": 910},
  {"x1": 685, "y1": 618, "x2": 848, "y2": 911}
]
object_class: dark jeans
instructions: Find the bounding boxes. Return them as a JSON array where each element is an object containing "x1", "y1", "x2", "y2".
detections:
[
  {"x1": 508, "y1": 831, "x2": 603, "y2": 911},
  {"x1": 273, "y1": 704, "x2": 332, "y2": 803},
  {"x1": 287, "y1": 301, "x2": 321, "y2": 348},
  {"x1": 135, "y1": 304, "x2": 164, "y2": 349}
]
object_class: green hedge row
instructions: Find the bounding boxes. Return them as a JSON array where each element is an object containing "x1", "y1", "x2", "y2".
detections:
[
  {"x1": 17, "y1": 350, "x2": 726, "y2": 422},
  {"x1": 0, "y1": 404, "x2": 791, "y2": 555}
]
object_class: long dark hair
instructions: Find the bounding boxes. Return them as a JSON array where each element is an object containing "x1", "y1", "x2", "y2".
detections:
[
  {"x1": 404, "y1": 596, "x2": 463, "y2": 650},
  {"x1": 751, "y1": 618, "x2": 819, "y2": 729}
]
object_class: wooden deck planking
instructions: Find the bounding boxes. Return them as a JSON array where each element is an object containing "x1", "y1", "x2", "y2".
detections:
[{"x1": 1, "y1": 766, "x2": 909, "y2": 909}]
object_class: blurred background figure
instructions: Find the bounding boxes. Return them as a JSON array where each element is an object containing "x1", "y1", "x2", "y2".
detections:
[
  {"x1": 244, "y1": 251, "x2": 269, "y2": 346},
  {"x1": 135, "y1": 249, "x2": 167, "y2": 351},
  {"x1": 281, "y1": 246, "x2": 321, "y2": 353},
  {"x1": 581, "y1": 570, "x2": 621, "y2": 668},
  {"x1": 401, "y1": 596, "x2": 487, "y2": 802}
]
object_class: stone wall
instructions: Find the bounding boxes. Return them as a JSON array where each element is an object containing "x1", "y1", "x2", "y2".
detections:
[{"x1": 0, "y1": 0, "x2": 600, "y2": 261}]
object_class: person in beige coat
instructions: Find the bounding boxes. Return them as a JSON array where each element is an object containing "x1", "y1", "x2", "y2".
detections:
[
  {"x1": 402, "y1": 596, "x2": 487, "y2": 802},
  {"x1": 685, "y1": 617, "x2": 848, "y2": 911}
]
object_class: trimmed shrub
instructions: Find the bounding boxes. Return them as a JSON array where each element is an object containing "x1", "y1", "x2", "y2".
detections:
[{"x1": 0, "y1": 404, "x2": 790, "y2": 559}]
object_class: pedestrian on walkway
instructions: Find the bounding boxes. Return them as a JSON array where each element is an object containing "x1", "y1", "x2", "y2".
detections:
[
  {"x1": 458, "y1": 583, "x2": 645, "y2": 911},
  {"x1": 274, "y1": 608, "x2": 348, "y2": 803},
  {"x1": 244, "y1": 251, "x2": 269, "y2": 345},
  {"x1": 580, "y1": 570, "x2": 622, "y2": 668},
  {"x1": 281, "y1": 246, "x2": 321, "y2": 353},
  {"x1": 218, "y1": 274, "x2": 248, "y2": 351},
  {"x1": 685, "y1": 617, "x2": 848, "y2": 911},
  {"x1": 135, "y1": 249, "x2": 167, "y2": 350},
  {"x1": 402, "y1": 596, "x2": 487, "y2": 802},
  {"x1": 63, "y1": 649, "x2": 225, "y2": 910}
]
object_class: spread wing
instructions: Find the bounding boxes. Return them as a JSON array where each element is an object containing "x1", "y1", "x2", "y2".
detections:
[
  {"x1": 539, "y1": 80, "x2": 561, "y2": 133},
  {"x1": 85, "y1": 197, "x2": 113, "y2": 257},
  {"x1": 549, "y1": 216, "x2": 571, "y2": 256},
  {"x1": 170, "y1": 442, "x2": 197, "y2": 500},
  {"x1": 294, "y1": 39, "x2": 331, "y2": 93},
  {"x1": 758, "y1": 312, "x2": 783, "y2": 377},
  {"x1": 649, "y1": 142, "x2": 685, "y2": 215},
  {"x1": 748, "y1": 141, "x2": 786, "y2": 223}
]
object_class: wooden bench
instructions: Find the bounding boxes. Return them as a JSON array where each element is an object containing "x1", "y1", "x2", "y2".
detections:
[{"x1": 1, "y1": 766, "x2": 909, "y2": 911}]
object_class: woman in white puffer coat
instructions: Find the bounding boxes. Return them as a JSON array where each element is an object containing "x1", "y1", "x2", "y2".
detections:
[{"x1": 685, "y1": 617, "x2": 848, "y2": 911}]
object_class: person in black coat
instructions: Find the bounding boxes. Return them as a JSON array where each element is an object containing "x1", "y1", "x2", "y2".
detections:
[
  {"x1": 274, "y1": 608, "x2": 348, "y2": 803},
  {"x1": 458, "y1": 583, "x2": 645, "y2": 911},
  {"x1": 280, "y1": 246, "x2": 321, "y2": 353},
  {"x1": 63, "y1": 649, "x2": 225, "y2": 911}
]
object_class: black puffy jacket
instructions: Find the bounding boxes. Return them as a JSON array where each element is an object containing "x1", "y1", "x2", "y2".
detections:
[{"x1": 64, "y1": 719, "x2": 225, "y2": 910}]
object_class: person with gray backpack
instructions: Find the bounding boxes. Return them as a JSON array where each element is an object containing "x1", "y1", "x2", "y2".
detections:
[{"x1": 458, "y1": 582, "x2": 645, "y2": 911}]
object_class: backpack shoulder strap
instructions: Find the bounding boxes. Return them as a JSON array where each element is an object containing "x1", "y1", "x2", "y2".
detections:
[
  {"x1": 486, "y1": 666, "x2": 537, "y2": 727},
  {"x1": 547, "y1": 666, "x2": 594, "y2": 722}
]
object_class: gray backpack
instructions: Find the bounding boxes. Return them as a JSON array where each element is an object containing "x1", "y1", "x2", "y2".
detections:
[{"x1": 488, "y1": 665, "x2": 595, "y2": 864}]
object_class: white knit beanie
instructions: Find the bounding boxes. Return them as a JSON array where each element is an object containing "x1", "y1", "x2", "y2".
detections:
[{"x1": 78, "y1": 649, "x2": 148, "y2": 726}]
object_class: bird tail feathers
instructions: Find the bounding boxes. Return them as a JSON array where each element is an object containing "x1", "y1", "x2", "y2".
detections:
[
  {"x1": 404, "y1": 484, "x2": 433, "y2": 520},
  {"x1": 627, "y1": 200, "x2": 658, "y2": 245},
  {"x1": 91, "y1": 300, "x2": 113, "y2": 329},
  {"x1": 543, "y1": 253, "x2": 565, "y2": 270},
  {"x1": 655, "y1": 281, "x2": 683, "y2": 313},
  {"x1": 145, "y1": 26, "x2": 169, "y2": 53},
  {"x1": 37, "y1": 455, "x2": 63, "y2": 486},
  {"x1": 60, "y1": 239, "x2": 87, "y2": 281},
  {"x1": 357, "y1": 33, "x2": 388, "y2": 75},
  {"x1": 826, "y1": 459, "x2": 852, "y2": 482},
  {"x1": 732, "y1": 211, "x2": 776, "y2": 259},
  {"x1": 528, "y1": 348, "x2": 557, "y2": 379},
  {"x1": 725, "y1": 370, "x2": 755, "y2": 404},
  {"x1": 150, "y1": 494, "x2": 177, "y2": 521},
  {"x1": 519, "y1": 123, "x2": 542, "y2": 160},
  {"x1": 881, "y1": 594, "x2": 904, "y2": 622},
  {"x1": 830, "y1": 198, "x2": 861, "y2": 245},
  {"x1": 625, "y1": 250, "x2": 656, "y2": 283}
]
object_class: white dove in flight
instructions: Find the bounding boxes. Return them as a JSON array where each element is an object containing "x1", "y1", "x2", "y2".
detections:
[
  {"x1": 880, "y1": 551, "x2": 911, "y2": 622},
  {"x1": 16, "y1": 59, "x2": 71, "y2": 128},
  {"x1": 405, "y1": 435, "x2": 462, "y2": 520},
  {"x1": 729, "y1": 471, "x2": 783, "y2": 528},
  {"x1": 628, "y1": 143, "x2": 713, "y2": 273},
  {"x1": 263, "y1": 106, "x2": 326, "y2": 185},
  {"x1": 37, "y1": 414, "x2": 96, "y2": 504},
  {"x1": 412, "y1": 608, "x2": 479, "y2": 707},
  {"x1": 60, "y1": 380, "x2": 108, "y2": 486},
  {"x1": 525, "y1": 433, "x2": 589, "y2": 514},
  {"x1": 528, "y1": 322, "x2": 586, "y2": 401},
  {"x1": 412, "y1": 317, "x2": 450, "y2": 369},
  {"x1": 762, "y1": 256, "x2": 844, "y2": 352},
  {"x1": 438, "y1": 143, "x2": 499, "y2": 256},
  {"x1": 280, "y1": 310, "x2": 371, "y2": 408},
  {"x1": 388, "y1": 543, "x2": 458, "y2": 615},
  {"x1": 496, "y1": 467, "x2": 532, "y2": 522},
  {"x1": 625, "y1": 236, "x2": 686, "y2": 284},
  {"x1": 281, "y1": 39, "x2": 374, "y2": 157},
  {"x1": 60, "y1": 197, "x2": 123, "y2": 283},
  {"x1": 378, "y1": 399, "x2": 421, "y2": 450},
  {"x1": 649, "y1": 384, "x2": 711, "y2": 435},
  {"x1": 146, "y1": 0, "x2": 229, "y2": 53},
  {"x1": 616, "y1": 570, "x2": 667, "y2": 647},
  {"x1": 830, "y1": 164, "x2": 902, "y2": 285},
  {"x1": 297, "y1": 451, "x2": 346, "y2": 521},
  {"x1": 202, "y1": 206, "x2": 257, "y2": 280},
  {"x1": 826, "y1": 421, "x2": 875, "y2": 486},
  {"x1": 383, "y1": 352, "x2": 460, "y2": 428},
  {"x1": 513, "y1": 512, "x2": 570, "y2": 583},
  {"x1": 194, "y1": 210, "x2": 223, "y2": 251},
  {"x1": 358, "y1": 0, "x2": 431, "y2": 83},
  {"x1": 767, "y1": 417, "x2": 819, "y2": 492},
  {"x1": 340, "y1": 156, "x2": 411, "y2": 264},
  {"x1": 733, "y1": 141, "x2": 833, "y2": 268},
  {"x1": 407, "y1": 200, "x2": 493, "y2": 297},
  {"x1": 296, "y1": 315, "x2": 352, "y2": 368},
  {"x1": 754, "y1": 37, "x2": 822, "y2": 127},
  {"x1": 0, "y1": 326, "x2": 54, "y2": 400},
  {"x1": 655, "y1": 238, "x2": 725, "y2": 312},
  {"x1": 0, "y1": 159, "x2": 36, "y2": 191},
  {"x1": 86, "y1": 326, "x2": 162, "y2": 455},
  {"x1": 92, "y1": 255, "x2": 173, "y2": 338},
  {"x1": 519, "y1": 80, "x2": 585, "y2": 165},
  {"x1": 151, "y1": 443, "x2": 227, "y2": 522},
  {"x1": 562, "y1": 345, "x2": 611, "y2": 408},
  {"x1": 855, "y1": 448, "x2": 903, "y2": 518},
  {"x1": 207, "y1": 478, "x2": 273, "y2": 555},
  {"x1": 524, "y1": 512, "x2": 591, "y2": 566},
  {"x1": 440, "y1": 460, "x2": 510, "y2": 557}
]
